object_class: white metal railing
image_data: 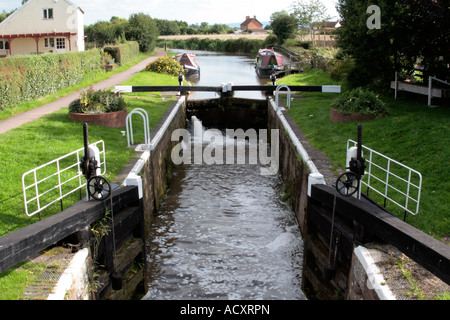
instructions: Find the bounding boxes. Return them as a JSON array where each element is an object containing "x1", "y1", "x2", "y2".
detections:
[
  {"x1": 428, "y1": 76, "x2": 450, "y2": 107},
  {"x1": 275, "y1": 84, "x2": 291, "y2": 110},
  {"x1": 126, "y1": 108, "x2": 150, "y2": 148},
  {"x1": 22, "y1": 141, "x2": 106, "y2": 217},
  {"x1": 347, "y1": 139, "x2": 422, "y2": 215}
]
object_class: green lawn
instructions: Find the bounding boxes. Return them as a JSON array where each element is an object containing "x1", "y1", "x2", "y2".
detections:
[
  {"x1": 279, "y1": 69, "x2": 449, "y2": 239},
  {"x1": 0, "y1": 70, "x2": 179, "y2": 237},
  {"x1": 0, "y1": 67, "x2": 181, "y2": 299}
]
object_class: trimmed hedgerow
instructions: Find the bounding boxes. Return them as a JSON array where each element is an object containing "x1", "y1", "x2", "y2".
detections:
[
  {"x1": 103, "y1": 41, "x2": 139, "y2": 65},
  {"x1": 0, "y1": 49, "x2": 102, "y2": 111}
]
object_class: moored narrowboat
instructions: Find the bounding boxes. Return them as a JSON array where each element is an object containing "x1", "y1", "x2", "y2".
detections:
[
  {"x1": 255, "y1": 49, "x2": 284, "y2": 78},
  {"x1": 175, "y1": 52, "x2": 201, "y2": 79}
]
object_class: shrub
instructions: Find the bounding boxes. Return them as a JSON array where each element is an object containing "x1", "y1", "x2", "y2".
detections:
[
  {"x1": 327, "y1": 55, "x2": 355, "y2": 81},
  {"x1": 332, "y1": 88, "x2": 388, "y2": 115},
  {"x1": 0, "y1": 50, "x2": 102, "y2": 111},
  {"x1": 103, "y1": 41, "x2": 139, "y2": 65},
  {"x1": 68, "y1": 87, "x2": 127, "y2": 114},
  {"x1": 263, "y1": 34, "x2": 278, "y2": 47},
  {"x1": 145, "y1": 56, "x2": 184, "y2": 77}
]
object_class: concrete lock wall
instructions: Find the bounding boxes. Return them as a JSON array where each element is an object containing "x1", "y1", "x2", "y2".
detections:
[
  {"x1": 84, "y1": 93, "x2": 447, "y2": 300},
  {"x1": 266, "y1": 98, "x2": 311, "y2": 235},
  {"x1": 141, "y1": 98, "x2": 187, "y2": 234}
]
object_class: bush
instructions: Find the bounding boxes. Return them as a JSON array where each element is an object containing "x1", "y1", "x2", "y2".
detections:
[
  {"x1": 103, "y1": 41, "x2": 139, "y2": 65},
  {"x1": 158, "y1": 38, "x2": 264, "y2": 55},
  {"x1": 327, "y1": 55, "x2": 355, "y2": 81},
  {"x1": 0, "y1": 50, "x2": 102, "y2": 111},
  {"x1": 263, "y1": 34, "x2": 278, "y2": 47},
  {"x1": 145, "y1": 56, "x2": 184, "y2": 77},
  {"x1": 68, "y1": 87, "x2": 127, "y2": 114},
  {"x1": 331, "y1": 88, "x2": 388, "y2": 115}
]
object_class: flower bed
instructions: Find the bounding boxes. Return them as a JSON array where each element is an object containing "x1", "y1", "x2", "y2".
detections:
[
  {"x1": 69, "y1": 109, "x2": 127, "y2": 128},
  {"x1": 68, "y1": 87, "x2": 128, "y2": 127},
  {"x1": 330, "y1": 87, "x2": 387, "y2": 123},
  {"x1": 330, "y1": 107, "x2": 378, "y2": 123}
]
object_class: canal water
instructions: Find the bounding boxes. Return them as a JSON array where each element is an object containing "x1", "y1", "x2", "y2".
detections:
[
  {"x1": 173, "y1": 49, "x2": 268, "y2": 100},
  {"x1": 142, "y1": 51, "x2": 306, "y2": 300}
]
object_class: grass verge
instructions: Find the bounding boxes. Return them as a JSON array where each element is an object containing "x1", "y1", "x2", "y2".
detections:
[
  {"x1": 279, "y1": 69, "x2": 449, "y2": 239},
  {"x1": 0, "y1": 69, "x2": 180, "y2": 300}
]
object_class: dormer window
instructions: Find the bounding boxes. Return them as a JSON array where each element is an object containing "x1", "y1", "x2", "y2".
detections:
[{"x1": 43, "y1": 8, "x2": 53, "y2": 20}]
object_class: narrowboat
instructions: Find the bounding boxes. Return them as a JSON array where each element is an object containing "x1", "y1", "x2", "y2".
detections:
[
  {"x1": 175, "y1": 52, "x2": 201, "y2": 79},
  {"x1": 255, "y1": 49, "x2": 284, "y2": 78}
]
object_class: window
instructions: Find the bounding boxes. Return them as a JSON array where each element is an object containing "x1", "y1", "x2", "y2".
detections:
[
  {"x1": 43, "y1": 8, "x2": 53, "y2": 19},
  {"x1": 0, "y1": 40, "x2": 8, "y2": 50},
  {"x1": 44, "y1": 38, "x2": 55, "y2": 48},
  {"x1": 56, "y1": 38, "x2": 65, "y2": 50}
]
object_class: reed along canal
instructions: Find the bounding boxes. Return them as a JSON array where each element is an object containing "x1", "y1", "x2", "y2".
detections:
[{"x1": 142, "y1": 50, "x2": 306, "y2": 300}]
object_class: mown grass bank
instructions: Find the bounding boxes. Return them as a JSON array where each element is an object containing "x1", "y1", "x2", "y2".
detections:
[
  {"x1": 279, "y1": 69, "x2": 449, "y2": 239},
  {"x1": 0, "y1": 68, "x2": 181, "y2": 299},
  {"x1": 0, "y1": 72, "x2": 178, "y2": 237}
]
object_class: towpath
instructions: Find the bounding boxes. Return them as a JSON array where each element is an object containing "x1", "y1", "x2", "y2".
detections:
[{"x1": 0, "y1": 50, "x2": 166, "y2": 134}]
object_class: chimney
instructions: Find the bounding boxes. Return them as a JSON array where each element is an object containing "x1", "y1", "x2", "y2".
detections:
[{"x1": 246, "y1": 16, "x2": 250, "y2": 20}]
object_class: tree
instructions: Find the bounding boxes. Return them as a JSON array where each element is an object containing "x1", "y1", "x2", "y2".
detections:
[
  {"x1": 291, "y1": 0, "x2": 330, "y2": 44},
  {"x1": 126, "y1": 13, "x2": 158, "y2": 52},
  {"x1": 156, "y1": 19, "x2": 181, "y2": 35},
  {"x1": 270, "y1": 11, "x2": 298, "y2": 44},
  {"x1": 85, "y1": 21, "x2": 118, "y2": 47},
  {"x1": 336, "y1": 0, "x2": 449, "y2": 88},
  {"x1": 0, "y1": 11, "x2": 9, "y2": 23}
]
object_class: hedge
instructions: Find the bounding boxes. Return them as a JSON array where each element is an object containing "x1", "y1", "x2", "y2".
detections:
[
  {"x1": 103, "y1": 41, "x2": 139, "y2": 65},
  {"x1": 0, "y1": 49, "x2": 102, "y2": 111},
  {"x1": 157, "y1": 37, "x2": 266, "y2": 54}
]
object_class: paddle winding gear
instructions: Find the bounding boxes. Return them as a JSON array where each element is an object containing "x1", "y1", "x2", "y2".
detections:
[
  {"x1": 80, "y1": 123, "x2": 111, "y2": 201},
  {"x1": 335, "y1": 124, "x2": 366, "y2": 197}
]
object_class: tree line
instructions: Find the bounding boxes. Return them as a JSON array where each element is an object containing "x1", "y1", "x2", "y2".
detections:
[
  {"x1": 269, "y1": 0, "x2": 449, "y2": 89},
  {"x1": 336, "y1": 0, "x2": 449, "y2": 88},
  {"x1": 84, "y1": 15, "x2": 237, "y2": 51}
]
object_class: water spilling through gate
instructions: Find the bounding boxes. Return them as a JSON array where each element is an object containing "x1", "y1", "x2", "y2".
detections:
[{"x1": 142, "y1": 117, "x2": 306, "y2": 300}]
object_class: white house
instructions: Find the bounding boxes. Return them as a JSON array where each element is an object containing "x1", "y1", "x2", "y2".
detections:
[{"x1": 0, "y1": 0, "x2": 84, "y2": 57}]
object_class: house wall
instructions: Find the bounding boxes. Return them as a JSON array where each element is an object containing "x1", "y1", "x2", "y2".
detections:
[
  {"x1": 247, "y1": 21, "x2": 262, "y2": 29},
  {"x1": 0, "y1": 0, "x2": 84, "y2": 55},
  {"x1": 9, "y1": 38, "x2": 34, "y2": 56}
]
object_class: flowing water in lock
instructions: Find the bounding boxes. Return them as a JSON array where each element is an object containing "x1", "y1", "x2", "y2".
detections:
[{"x1": 143, "y1": 117, "x2": 306, "y2": 300}]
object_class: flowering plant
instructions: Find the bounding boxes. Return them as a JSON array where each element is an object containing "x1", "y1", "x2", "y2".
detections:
[
  {"x1": 145, "y1": 56, "x2": 184, "y2": 77},
  {"x1": 68, "y1": 87, "x2": 127, "y2": 114}
]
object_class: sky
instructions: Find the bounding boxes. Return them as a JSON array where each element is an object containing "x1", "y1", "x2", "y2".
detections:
[{"x1": 1, "y1": 0, "x2": 340, "y2": 26}]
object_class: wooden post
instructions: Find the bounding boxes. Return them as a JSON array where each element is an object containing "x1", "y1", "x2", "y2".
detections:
[
  {"x1": 33, "y1": 36, "x2": 40, "y2": 54},
  {"x1": 394, "y1": 72, "x2": 397, "y2": 100},
  {"x1": 428, "y1": 76, "x2": 432, "y2": 107}
]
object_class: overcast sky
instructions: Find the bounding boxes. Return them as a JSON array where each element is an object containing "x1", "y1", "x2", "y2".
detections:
[{"x1": 2, "y1": 0, "x2": 339, "y2": 26}]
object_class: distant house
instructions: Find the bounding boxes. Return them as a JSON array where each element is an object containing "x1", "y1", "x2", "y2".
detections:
[
  {"x1": 312, "y1": 21, "x2": 341, "y2": 33},
  {"x1": 240, "y1": 15, "x2": 266, "y2": 33},
  {"x1": 0, "y1": 0, "x2": 84, "y2": 57}
]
